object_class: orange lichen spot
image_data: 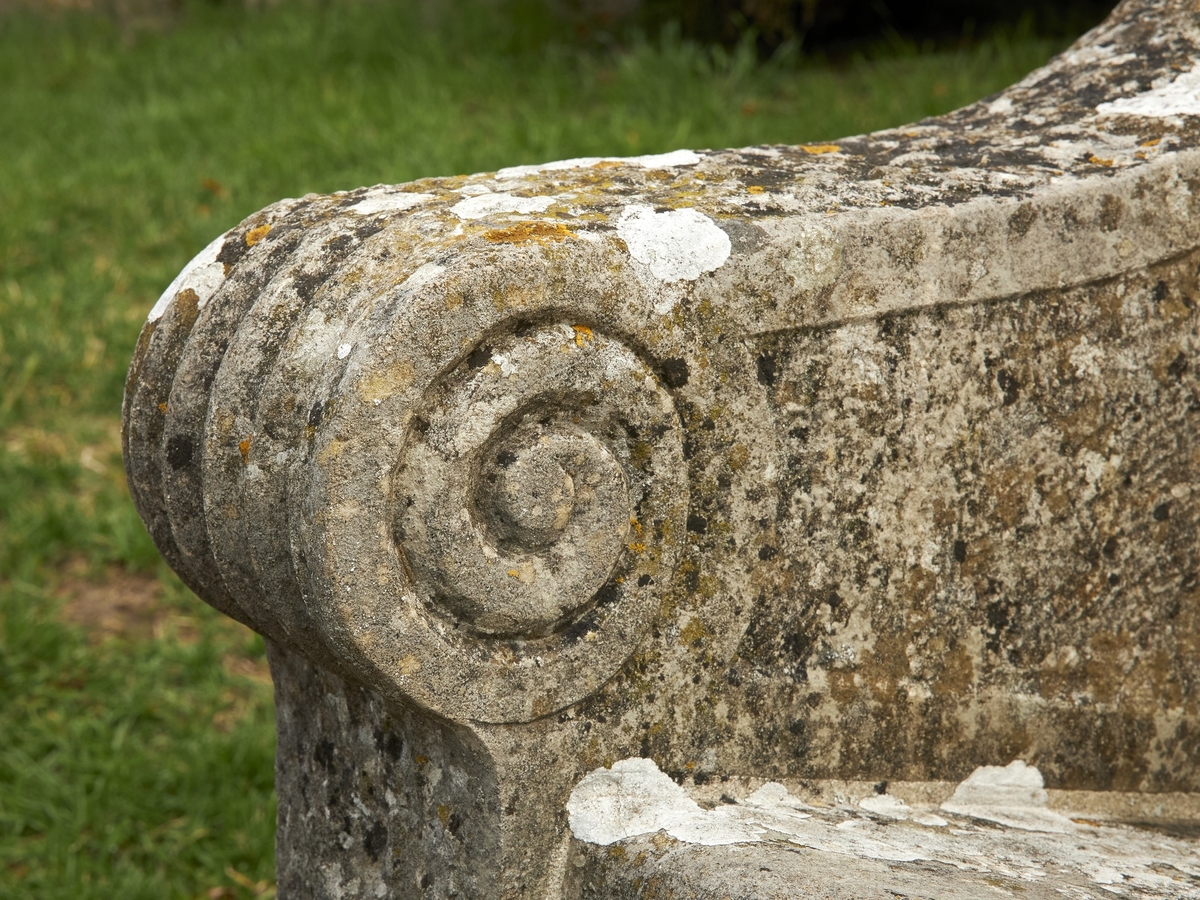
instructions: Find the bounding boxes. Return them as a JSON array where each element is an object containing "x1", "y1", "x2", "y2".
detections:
[
  {"x1": 629, "y1": 516, "x2": 643, "y2": 536},
  {"x1": 1140, "y1": 138, "x2": 1161, "y2": 147},
  {"x1": 238, "y1": 437, "x2": 252, "y2": 463},
  {"x1": 245, "y1": 224, "x2": 271, "y2": 246},
  {"x1": 507, "y1": 569, "x2": 520, "y2": 578},
  {"x1": 801, "y1": 144, "x2": 841, "y2": 155},
  {"x1": 1088, "y1": 154, "x2": 1114, "y2": 167},
  {"x1": 572, "y1": 324, "x2": 594, "y2": 347},
  {"x1": 746, "y1": 185, "x2": 765, "y2": 194},
  {"x1": 626, "y1": 541, "x2": 646, "y2": 554},
  {"x1": 158, "y1": 402, "x2": 168, "y2": 414},
  {"x1": 484, "y1": 221, "x2": 575, "y2": 245}
]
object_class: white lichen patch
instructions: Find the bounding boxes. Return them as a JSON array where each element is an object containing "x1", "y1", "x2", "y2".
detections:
[
  {"x1": 1097, "y1": 66, "x2": 1200, "y2": 118},
  {"x1": 783, "y1": 221, "x2": 841, "y2": 293},
  {"x1": 616, "y1": 205, "x2": 731, "y2": 282},
  {"x1": 497, "y1": 149, "x2": 700, "y2": 179},
  {"x1": 859, "y1": 793, "x2": 947, "y2": 827},
  {"x1": 940, "y1": 760, "x2": 1075, "y2": 833},
  {"x1": 401, "y1": 262, "x2": 446, "y2": 293},
  {"x1": 567, "y1": 758, "x2": 766, "y2": 846},
  {"x1": 148, "y1": 231, "x2": 228, "y2": 322},
  {"x1": 569, "y1": 758, "x2": 1200, "y2": 894},
  {"x1": 347, "y1": 191, "x2": 435, "y2": 216},
  {"x1": 450, "y1": 192, "x2": 558, "y2": 220}
]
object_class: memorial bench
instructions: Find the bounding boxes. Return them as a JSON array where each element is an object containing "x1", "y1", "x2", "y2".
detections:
[{"x1": 124, "y1": 0, "x2": 1200, "y2": 895}]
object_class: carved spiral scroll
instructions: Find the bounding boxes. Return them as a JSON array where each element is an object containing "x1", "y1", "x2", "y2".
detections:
[{"x1": 394, "y1": 324, "x2": 685, "y2": 639}]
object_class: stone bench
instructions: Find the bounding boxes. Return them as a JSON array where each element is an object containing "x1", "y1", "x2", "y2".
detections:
[{"x1": 123, "y1": 0, "x2": 1200, "y2": 895}]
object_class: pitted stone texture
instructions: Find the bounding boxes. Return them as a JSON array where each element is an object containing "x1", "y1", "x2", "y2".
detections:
[{"x1": 270, "y1": 642, "x2": 501, "y2": 900}]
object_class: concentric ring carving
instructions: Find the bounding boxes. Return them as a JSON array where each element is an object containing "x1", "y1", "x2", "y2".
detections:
[{"x1": 394, "y1": 323, "x2": 685, "y2": 639}]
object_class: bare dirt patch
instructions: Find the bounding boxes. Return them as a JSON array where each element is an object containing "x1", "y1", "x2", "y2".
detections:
[
  {"x1": 58, "y1": 564, "x2": 189, "y2": 642},
  {"x1": 57, "y1": 563, "x2": 272, "y2": 688}
]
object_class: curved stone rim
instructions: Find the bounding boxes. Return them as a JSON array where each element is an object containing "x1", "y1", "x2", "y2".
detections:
[
  {"x1": 291, "y1": 271, "x2": 701, "y2": 721},
  {"x1": 394, "y1": 324, "x2": 683, "y2": 639}
]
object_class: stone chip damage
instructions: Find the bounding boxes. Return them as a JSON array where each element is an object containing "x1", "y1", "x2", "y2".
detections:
[{"x1": 122, "y1": 0, "x2": 1200, "y2": 896}]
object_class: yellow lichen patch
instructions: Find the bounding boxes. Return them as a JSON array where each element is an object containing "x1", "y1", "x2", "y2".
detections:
[
  {"x1": 415, "y1": 755, "x2": 429, "y2": 765},
  {"x1": 591, "y1": 160, "x2": 623, "y2": 169},
  {"x1": 1151, "y1": 343, "x2": 1189, "y2": 385},
  {"x1": 357, "y1": 360, "x2": 415, "y2": 404},
  {"x1": 1088, "y1": 154, "x2": 1114, "y2": 167},
  {"x1": 316, "y1": 436, "x2": 348, "y2": 465},
  {"x1": 437, "y1": 805, "x2": 451, "y2": 827},
  {"x1": 238, "y1": 437, "x2": 251, "y2": 464},
  {"x1": 934, "y1": 644, "x2": 975, "y2": 696},
  {"x1": 627, "y1": 541, "x2": 646, "y2": 554},
  {"x1": 484, "y1": 221, "x2": 575, "y2": 245},
  {"x1": 244, "y1": 224, "x2": 271, "y2": 247},
  {"x1": 572, "y1": 324, "x2": 594, "y2": 347},
  {"x1": 727, "y1": 443, "x2": 749, "y2": 471},
  {"x1": 174, "y1": 287, "x2": 201, "y2": 326},
  {"x1": 398, "y1": 654, "x2": 421, "y2": 676},
  {"x1": 746, "y1": 185, "x2": 765, "y2": 194},
  {"x1": 157, "y1": 402, "x2": 168, "y2": 414},
  {"x1": 1140, "y1": 138, "x2": 1161, "y2": 147},
  {"x1": 801, "y1": 144, "x2": 841, "y2": 155},
  {"x1": 679, "y1": 616, "x2": 710, "y2": 646}
]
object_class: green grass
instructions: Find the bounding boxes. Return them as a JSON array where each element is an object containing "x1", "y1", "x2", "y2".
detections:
[
  {"x1": 0, "y1": 576, "x2": 276, "y2": 899},
  {"x1": 0, "y1": 2, "x2": 1072, "y2": 896}
]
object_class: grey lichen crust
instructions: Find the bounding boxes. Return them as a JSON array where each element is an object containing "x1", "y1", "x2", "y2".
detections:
[{"x1": 123, "y1": 0, "x2": 1200, "y2": 896}]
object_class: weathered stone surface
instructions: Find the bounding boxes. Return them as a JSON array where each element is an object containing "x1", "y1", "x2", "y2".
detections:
[
  {"x1": 123, "y1": 0, "x2": 1200, "y2": 895},
  {"x1": 564, "y1": 757, "x2": 1200, "y2": 897}
]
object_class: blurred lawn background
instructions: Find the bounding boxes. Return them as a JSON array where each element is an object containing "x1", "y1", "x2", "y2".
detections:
[{"x1": 0, "y1": 1, "x2": 1103, "y2": 896}]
